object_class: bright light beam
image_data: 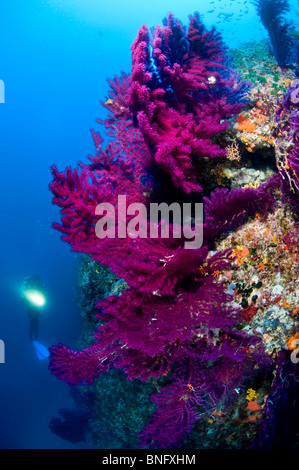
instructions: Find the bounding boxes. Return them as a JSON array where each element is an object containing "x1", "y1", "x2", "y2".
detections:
[{"x1": 23, "y1": 289, "x2": 47, "y2": 308}]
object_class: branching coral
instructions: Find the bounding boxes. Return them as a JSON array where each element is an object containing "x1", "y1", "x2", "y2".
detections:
[
  {"x1": 128, "y1": 13, "x2": 251, "y2": 194},
  {"x1": 253, "y1": 0, "x2": 295, "y2": 69},
  {"x1": 48, "y1": 12, "x2": 286, "y2": 448}
]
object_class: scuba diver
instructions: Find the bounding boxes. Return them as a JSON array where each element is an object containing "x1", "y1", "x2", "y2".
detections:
[
  {"x1": 22, "y1": 275, "x2": 46, "y2": 341},
  {"x1": 21, "y1": 275, "x2": 49, "y2": 359}
]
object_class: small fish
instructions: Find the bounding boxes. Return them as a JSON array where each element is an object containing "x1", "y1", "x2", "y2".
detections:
[{"x1": 218, "y1": 12, "x2": 233, "y2": 19}]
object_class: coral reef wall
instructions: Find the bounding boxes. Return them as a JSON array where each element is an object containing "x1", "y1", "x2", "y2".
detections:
[{"x1": 48, "y1": 13, "x2": 299, "y2": 449}]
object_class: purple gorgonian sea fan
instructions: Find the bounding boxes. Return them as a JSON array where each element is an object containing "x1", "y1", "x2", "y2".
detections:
[
  {"x1": 128, "y1": 12, "x2": 251, "y2": 194},
  {"x1": 49, "y1": 13, "x2": 279, "y2": 448}
]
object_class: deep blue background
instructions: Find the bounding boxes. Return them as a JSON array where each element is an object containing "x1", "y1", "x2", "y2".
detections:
[{"x1": 0, "y1": 0, "x2": 288, "y2": 449}]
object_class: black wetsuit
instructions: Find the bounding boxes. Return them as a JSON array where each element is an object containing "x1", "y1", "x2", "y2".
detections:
[
  {"x1": 22, "y1": 276, "x2": 45, "y2": 342},
  {"x1": 27, "y1": 304, "x2": 40, "y2": 342}
]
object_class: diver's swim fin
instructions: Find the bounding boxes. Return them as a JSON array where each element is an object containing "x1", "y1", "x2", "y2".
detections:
[{"x1": 33, "y1": 340, "x2": 49, "y2": 360}]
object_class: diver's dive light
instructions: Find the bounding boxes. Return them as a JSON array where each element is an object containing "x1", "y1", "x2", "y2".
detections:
[{"x1": 23, "y1": 289, "x2": 47, "y2": 308}]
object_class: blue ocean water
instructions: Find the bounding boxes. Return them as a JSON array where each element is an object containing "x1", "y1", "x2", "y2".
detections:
[{"x1": 0, "y1": 0, "x2": 297, "y2": 449}]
